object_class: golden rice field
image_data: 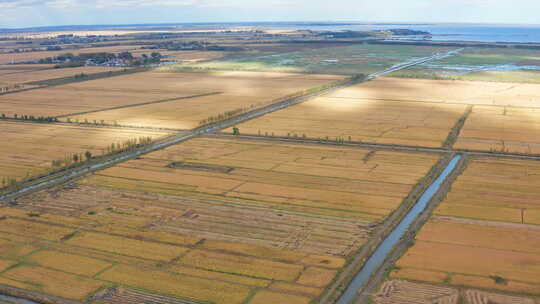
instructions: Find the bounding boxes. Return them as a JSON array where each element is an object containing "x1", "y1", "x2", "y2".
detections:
[
  {"x1": 381, "y1": 157, "x2": 540, "y2": 300},
  {"x1": 0, "y1": 121, "x2": 170, "y2": 179},
  {"x1": 227, "y1": 96, "x2": 467, "y2": 147},
  {"x1": 455, "y1": 105, "x2": 540, "y2": 154},
  {"x1": 227, "y1": 77, "x2": 540, "y2": 150},
  {"x1": 97, "y1": 137, "x2": 440, "y2": 220},
  {"x1": 331, "y1": 77, "x2": 540, "y2": 108},
  {"x1": 1, "y1": 71, "x2": 343, "y2": 125},
  {"x1": 63, "y1": 71, "x2": 344, "y2": 129},
  {"x1": 373, "y1": 279, "x2": 537, "y2": 304},
  {"x1": 0, "y1": 66, "x2": 122, "y2": 86},
  {"x1": 0, "y1": 45, "x2": 138, "y2": 64},
  {"x1": 435, "y1": 157, "x2": 540, "y2": 224},
  {"x1": 0, "y1": 137, "x2": 441, "y2": 303}
]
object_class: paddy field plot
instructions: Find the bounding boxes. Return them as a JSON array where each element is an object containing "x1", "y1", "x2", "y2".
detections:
[
  {"x1": 0, "y1": 45, "x2": 139, "y2": 64},
  {"x1": 0, "y1": 66, "x2": 122, "y2": 86},
  {"x1": 329, "y1": 77, "x2": 540, "y2": 107},
  {"x1": 58, "y1": 71, "x2": 344, "y2": 129},
  {"x1": 377, "y1": 157, "x2": 540, "y2": 302},
  {"x1": 229, "y1": 77, "x2": 540, "y2": 150},
  {"x1": 455, "y1": 106, "x2": 540, "y2": 154},
  {"x1": 1, "y1": 70, "x2": 343, "y2": 123},
  {"x1": 0, "y1": 121, "x2": 170, "y2": 180},
  {"x1": 0, "y1": 136, "x2": 441, "y2": 303},
  {"x1": 228, "y1": 77, "x2": 475, "y2": 147}
]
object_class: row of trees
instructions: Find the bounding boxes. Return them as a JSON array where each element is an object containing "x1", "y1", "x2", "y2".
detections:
[
  {"x1": 253, "y1": 130, "x2": 353, "y2": 143},
  {"x1": 37, "y1": 51, "x2": 162, "y2": 66},
  {"x1": 0, "y1": 84, "x2": 25, "y2": 93},
  {"x1": 198, "y1": 76, "x2": 361, "y2": 128},
  {"x1": 0, "y1": 113, "x2": 59, "y2": 123},
  {"x1": 1, "y1": 136, "x2": 155, "y2": 193}
]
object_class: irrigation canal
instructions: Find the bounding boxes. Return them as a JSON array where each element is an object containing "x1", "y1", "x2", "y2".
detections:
[{"x1": 336, "y1": 154, "x2": 463, "y2": 304}]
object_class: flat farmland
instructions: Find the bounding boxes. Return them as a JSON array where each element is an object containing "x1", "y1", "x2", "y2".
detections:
[
  {"x1": 0, "y1": 45, "x2": 138, "y2": 64},
  {"x1": 436, "y1": 157, "x2": 540, "y2": 225},
  {"x1": 131, "y1": 49, "x2": 224, "y2": 62},
  {"x1": 226, "y1": 77, "x2": 540, "y2": 150},
  {"x1": 455, "y1": 106, "x2": 540, "y2": 154},
  {"x1": 0, "y1": 121, "x2": 169, "y2": 180},
  {"x1": 57, "y1": 71, "x2": 345, "y2": 129},
  {"x1": 227, "y1": 78, "x2": 471, "y2": 147},
  {"x1": 329, "y1": 77, "x2": 540, "y2": 107},
  {"x1": 0, "y1": 137, "x2": 441, "y2": 303},
  {"x1": 168, "y1": 44, "x2": 454, "y2": 75},
  {"x1": 376, "y1": 157, "x2": 540, "y2": 302},
  {"x1": 0, "y1": 66, "x2": 122, "y2": 86},
  {"x1": 389, "y1": 47, "x2": 540, "y2": 83}
]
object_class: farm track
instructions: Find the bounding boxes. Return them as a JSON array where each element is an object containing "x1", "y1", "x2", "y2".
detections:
[
  {"x1": 213, "y1": 133, "x2": 540, "y2": 161},
  {"x1": 54, "y1": 92, "x2": 222, "y2": 118},
  {"x1": 0, "y1": 118, "x2": 190, "y2": 133}
]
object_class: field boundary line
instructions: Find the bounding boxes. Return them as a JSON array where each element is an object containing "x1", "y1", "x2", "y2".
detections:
[
  {"x1": 443, "y1": 105, "x2": 473, "y2": 149},
  {"x1": 0, "y1": 119, "x2": 191, "y2": 133},
  {"x1": 212, "y1": 133, "x2": 540, "y2": 161},
  {"x1": 55, "y1": 92, "x2": 222, "y2": 119}
]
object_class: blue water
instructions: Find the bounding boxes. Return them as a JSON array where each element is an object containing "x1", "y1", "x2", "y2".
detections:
[
  {"x1": 263, "y1": 23, "x2": 540, "y2": 43},
  {"x1": 4, "y1": 22, "x2": 540, "y2": 43},
  {"x1": 336, "y1": 154, "x2": 463, "y2": 304}
]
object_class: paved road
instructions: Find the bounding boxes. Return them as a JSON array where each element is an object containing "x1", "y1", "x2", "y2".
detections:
[{"x1": 366, "y1": 48, "x2": 464, "y2": 80}]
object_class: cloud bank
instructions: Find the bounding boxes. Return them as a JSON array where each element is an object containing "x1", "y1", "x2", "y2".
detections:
[{"x1": 1, "y1": 0, "x2": 539, "y2": 28}]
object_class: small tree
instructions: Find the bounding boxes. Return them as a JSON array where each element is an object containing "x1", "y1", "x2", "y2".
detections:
[
  {"x1": 233, "y1": 127, "x2": 240, "y2": 136},
  {"x1": 84, "y1": 151, "x2": 92, "y2": 161},
  {"x1": 73, "y1": 154, "x2": 79, "y2": 163}
]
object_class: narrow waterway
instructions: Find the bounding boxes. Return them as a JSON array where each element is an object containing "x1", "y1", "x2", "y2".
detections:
[{"x1": 336, "y1": 154, "x2": 462, "y2": 304}]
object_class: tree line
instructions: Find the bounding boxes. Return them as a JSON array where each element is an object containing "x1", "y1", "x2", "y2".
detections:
[
  {"x1": 1, "y1": 136, "x2": 155, "y2": 193},
  {"x1": 0, "y1": 113, "x2": 59, "y2": 123}
]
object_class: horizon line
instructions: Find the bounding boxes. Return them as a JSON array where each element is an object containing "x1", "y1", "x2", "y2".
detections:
[{"x1": 2, "y1": 20, "x2": 540, "y2": 32}]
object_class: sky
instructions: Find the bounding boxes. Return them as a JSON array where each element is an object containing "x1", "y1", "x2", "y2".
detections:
[{"x1": 1, "y1": 0, "x2": 540, "y2": 28}]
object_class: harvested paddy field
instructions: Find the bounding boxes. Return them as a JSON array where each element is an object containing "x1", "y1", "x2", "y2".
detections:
[
  {"x1": 56, "y1": 71, "x2": 345, "y2": 129},
  {"x1": 0, "y1": 66, "x2": 122, "y2": 86},
  {"x1": 228, "y1": 77, "x2": 476, "y2": 147},
  {"x1": 455, "y1": 106, "x2": 540, "y2": 154},
  {"x1": 0, "y1": 137, "x2": 441, "y2": 303},
  {"x1": 227, "y1": 77, "x2": 540, "y2": 150},
  {"x1": 376, "y1": 157, "x2": 540, "y2": 302},
  {"x1": 0, "y1": 45, "x2": 139, "y2": 64},
  {"x1": 329, "y1": 77, "x2": 540, "y2": 107},
  {"x1": 0, "y1": 121, "x2": 169, "y2": 180},
  {"x1": 435, "y1": 157, "x2": 540, "y2": 225},
  {"x1": 373, "y1": 279, "x2": 538, "y2": 304}
]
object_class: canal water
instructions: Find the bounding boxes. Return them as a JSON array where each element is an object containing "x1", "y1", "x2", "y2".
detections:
[{"x1": 336, "y1": 154, "x2": 462, "y2": 304}]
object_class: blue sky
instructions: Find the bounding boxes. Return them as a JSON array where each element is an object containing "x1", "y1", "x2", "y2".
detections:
[{"x1": 1, "y1": 0, "x2": 540, "y2": 28}]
